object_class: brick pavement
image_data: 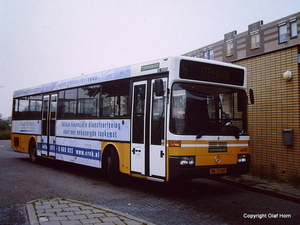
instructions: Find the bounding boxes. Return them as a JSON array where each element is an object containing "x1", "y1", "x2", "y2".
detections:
[
  {"x1": 25, "y1": 174, "x2": 300, "y2": 224},
  {"x1": 26, "y1": 198, "x2": 155, "y2": 225}
]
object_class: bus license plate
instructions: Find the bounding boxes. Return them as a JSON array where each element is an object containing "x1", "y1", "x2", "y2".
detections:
[{"x1": 210, "y1": 168, "x2": 227, "y2": 174}]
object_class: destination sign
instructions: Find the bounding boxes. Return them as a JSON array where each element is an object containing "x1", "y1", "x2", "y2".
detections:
[
  {"x1": 180, "y1": 60, "x2": 244, "y2": 86},
  {"x1": 141, "y1": 63, "x2": 160, "y2": 71}
]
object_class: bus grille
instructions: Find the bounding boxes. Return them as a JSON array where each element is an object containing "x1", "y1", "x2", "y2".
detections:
[{"x1": 208, "y1": 142, "x2": 227, "y2": 153}]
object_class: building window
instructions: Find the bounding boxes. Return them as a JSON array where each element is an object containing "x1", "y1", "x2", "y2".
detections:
[
  {"x1": 250, "y1": 31, "x2": 260, "y2": 49},
  {"x1": 226, "y1": 41, "x2": 234, "y2": 56},
  {"x1": 290, "y1": 18, "x2": 297, "y2": 38},
  {"x1": 191, "y1": 52, "x2": 198, "y2": 57},
  {"x1": 208, "y1": 48, "x2": 214, "y2": 59},
  {"x1": 203, "y1": 50, "x2": 207, "y2": 59},
  {"x1": 278, "y1": 21, "x2": 287, "y2": 43},
  {"x1": 203, "y1": 48, "x2": 214, "y2": 59}
]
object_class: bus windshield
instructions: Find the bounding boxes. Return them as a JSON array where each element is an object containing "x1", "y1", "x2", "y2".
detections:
[{"x1": 170, "y1": 83, "x2": 247, "y2": 138}]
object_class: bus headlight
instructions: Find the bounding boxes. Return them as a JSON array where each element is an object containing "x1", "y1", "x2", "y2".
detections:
[
  {"x1": 237, "y1": 154, "x2": 247, "y2": 163},
  {"x1": 180, "y1": 156, "x2": 195, "y2": 167}
]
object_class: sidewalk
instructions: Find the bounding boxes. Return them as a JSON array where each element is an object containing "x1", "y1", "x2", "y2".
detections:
[
  {"x1": 220, "y1": 174, "x2": 300, "y2": 203},
  {"x1": 26, "y1": 198, "x2": 155, "y2": 225}
]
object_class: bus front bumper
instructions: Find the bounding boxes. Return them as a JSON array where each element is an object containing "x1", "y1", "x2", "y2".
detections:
[{"x1": 169, "y1": 155, "x2": 251, "y2": 181}]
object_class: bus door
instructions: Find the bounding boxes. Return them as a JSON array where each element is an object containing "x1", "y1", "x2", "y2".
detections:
[
  {"x1": 41, "y1": 94, "x2": 57, "y2": 157},
  {"x1": 131, "y1": 81, "x2": 147, "y2": 175},
  {"x1": 131, "y1": 78, "x2": 167, "y2": 179},
  {"x1": 149, "y1": 78, "x2": 167, "y2": 178}
]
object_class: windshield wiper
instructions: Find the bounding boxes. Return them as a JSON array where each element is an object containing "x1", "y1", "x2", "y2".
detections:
[
  {"x1": 196, "y1": 122, "x2": 219, "y2": 139},
  {"x1": 196, "y1": 122, "x2": 240, "y2": 139}
]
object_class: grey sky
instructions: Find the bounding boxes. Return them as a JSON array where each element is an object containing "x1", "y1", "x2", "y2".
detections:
[{"x1": 1, "y1": 0, "x2": 299, "y2": 118}]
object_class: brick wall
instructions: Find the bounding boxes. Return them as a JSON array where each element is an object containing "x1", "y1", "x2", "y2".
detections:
[{"x1": 236, "y1": 47, "x2": 300, "y2": 182}]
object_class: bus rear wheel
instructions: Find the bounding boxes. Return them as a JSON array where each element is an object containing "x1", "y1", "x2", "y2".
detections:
[
  {"x1": 29, "y1": 140, "x2": 39, "y2": 164},
  {"x1": 103, "y1": 147, "x2": 121, "y2": 185}
]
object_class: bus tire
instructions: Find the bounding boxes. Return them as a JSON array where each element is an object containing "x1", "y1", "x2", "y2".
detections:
[
  {"x1": 29, "y1": 139, "x2": 39, "y2": 164},
  {"x1": 104, "y1": 147, "x2": 121, "y2": 185}
]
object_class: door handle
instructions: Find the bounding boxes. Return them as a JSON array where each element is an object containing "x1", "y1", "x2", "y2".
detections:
[
  {"x1": 132, "y1": 148, "x2": 136, "y2": 154},
  {"x1": 160, "y1": 150, "x2": 164, "y2": 158}
]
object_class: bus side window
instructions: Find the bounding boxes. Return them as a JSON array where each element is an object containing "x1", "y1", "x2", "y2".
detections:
[
  {"x1": 132, "y1": 84, "x2": 146, "y2": 143},
  {"x1": 13, "y1": 99, "x2": 18, "y2": 119},
  {"x1": 13, "y1": 97, "x2": 30, "y2": 120},
  {"x1": 101, "y1": 80, "x2": 130, "y2": 117},
  {"x1": 78, "y1": 85, "x2": 101, "y2": 118},
  {"x1": 57, "y1": 89, "x2": 78, "y2": 119},
  {"x1": 29, "y1": 95, "x2": 43, "y2": 119},
  {"x1": 151, "y1": 81, "x2": 166, "y2": 145}
]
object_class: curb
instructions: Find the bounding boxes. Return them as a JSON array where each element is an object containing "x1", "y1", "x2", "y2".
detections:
[
  {"x1": 217, "y1": 177, "x2": 300, "y2": 204},
  {"x1": 26, "y1": 202, "x2": 39, "y2": 225}
]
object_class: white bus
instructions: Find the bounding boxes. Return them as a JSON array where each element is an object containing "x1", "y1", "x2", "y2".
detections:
[{"x1": 11, "y1": 56, "x2": 252, "y2": 183}]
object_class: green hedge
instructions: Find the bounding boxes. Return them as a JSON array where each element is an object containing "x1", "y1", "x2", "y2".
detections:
[
  {"x1": 0, "y1": 130, "x2": 11, "y2": 140},
  {"x1": 0, "y1": 120, "x2": 11, "y2": 140}
]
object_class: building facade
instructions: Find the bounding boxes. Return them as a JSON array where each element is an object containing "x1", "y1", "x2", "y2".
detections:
[{"x1": 183, "y1": 12, "x2": 300, "y2": 182}]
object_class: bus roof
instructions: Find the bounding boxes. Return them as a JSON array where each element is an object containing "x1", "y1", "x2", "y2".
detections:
[{"x1": 13, "y1": 56, "x2": 246, "y2": 98}]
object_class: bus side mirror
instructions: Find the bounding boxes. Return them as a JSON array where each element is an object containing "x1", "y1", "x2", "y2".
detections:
[
  {"x1": 154, "y1": 79, "x2": 164, "y2": 96},
  {"x1": 249, "y1": 89, "x2": 254, "y2": 104}
]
